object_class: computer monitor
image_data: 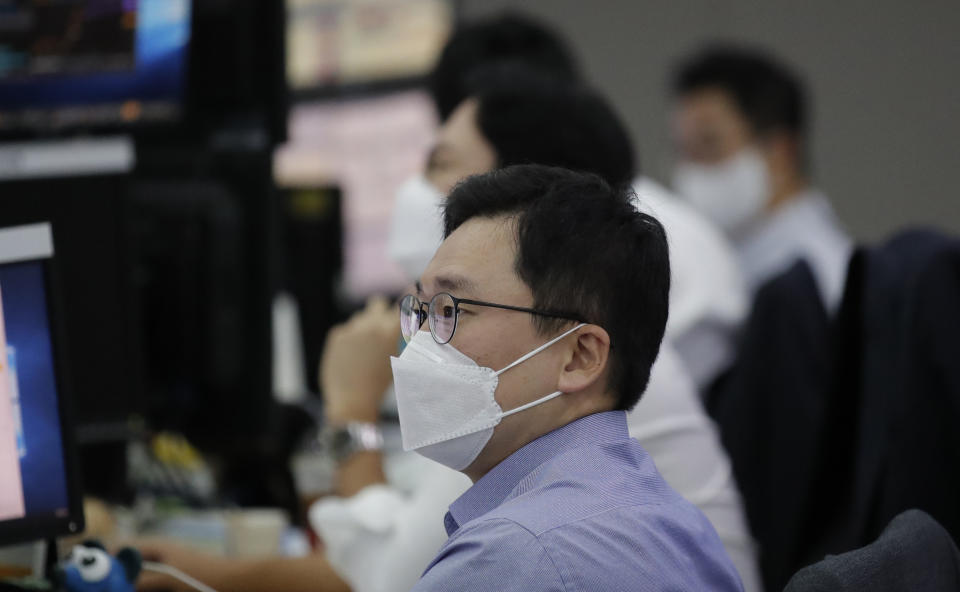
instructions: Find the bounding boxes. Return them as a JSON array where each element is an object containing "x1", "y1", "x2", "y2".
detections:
[
  {"x1": 0, "y1": 222, "x2": 84, "y2": 546},
  {"x1": 286, "y1": 0, "x2": 451, "y2": 92},
  {"x1": 275, "y1": 89, "x2": 437, "y2": 300},
  {"x1": 0, "y1": 0, "x2": 191, "y2": 135}
]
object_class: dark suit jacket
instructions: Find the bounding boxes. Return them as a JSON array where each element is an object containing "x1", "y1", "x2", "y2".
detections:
[
  {"x1": 784, "y1": 509, "x2": 960, "y2": 592},
  {"x1": 708, "y1": 260, "x2": 833, "y2": 591},
  {"x1": 709, "y1": 229, "x2": 960, "y2": 591},
  {"x1": 849, "y1": 230, "x2": 960, "y2": 546}
]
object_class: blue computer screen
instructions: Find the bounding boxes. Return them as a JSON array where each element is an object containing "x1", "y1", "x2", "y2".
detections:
[
  {"x1": 0, "y1": 0, "x2": 191, "y2": 130},
  {"x1": 0, "y1": 261, "x2": 69, "y2": 520}
]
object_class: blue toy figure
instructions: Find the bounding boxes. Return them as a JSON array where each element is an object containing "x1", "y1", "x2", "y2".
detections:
[{"x1": 53, "y1": 541, "x2": 141, "y2": 592}]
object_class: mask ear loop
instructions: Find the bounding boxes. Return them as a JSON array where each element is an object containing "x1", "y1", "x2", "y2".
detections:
[
  {"x1": 494, "y1": 323, "x2": 587, "y2": 377},
  {"x1": 493, "y1": 323, "x2": 588, "y2": 419},
  {"x1": 410, "y1": 322, "x2": 587, "y2": 371},
  {"x1": 498, "y1": 389, "x2": 566, "y2": 419}
]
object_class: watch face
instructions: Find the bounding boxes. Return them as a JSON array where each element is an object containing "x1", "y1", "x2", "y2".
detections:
[
  {"x1": 322, "y1": 423, "x2": 382, "y2": 461},
  {"x1": 331, "y1": 429, "x2": 353, "y2": 454}
]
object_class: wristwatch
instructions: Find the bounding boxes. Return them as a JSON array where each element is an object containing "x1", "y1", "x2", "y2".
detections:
[{"x1": 318, "y1": 422, "x2": 384, "y2": 462}]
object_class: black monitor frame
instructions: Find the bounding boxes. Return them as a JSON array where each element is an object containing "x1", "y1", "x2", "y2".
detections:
[{"x1": 0, "y1": 221, "x2": 86, "y2": 547}]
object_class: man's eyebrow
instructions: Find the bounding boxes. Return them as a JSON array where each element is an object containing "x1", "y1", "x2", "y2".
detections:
[
  {"x1": 433, "y1": 274, "x2": 477, "y2": 297},
  {"x1": 416, "y1": 275, "x2": 478, "y2": 299}
]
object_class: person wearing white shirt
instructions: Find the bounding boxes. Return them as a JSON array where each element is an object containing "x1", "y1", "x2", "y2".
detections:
[
  {"x1": 671, "y1": 45, "x2": 853, "y2": 313},
  {"x1": 633, "y1": 177, "x2": 747, "y2": 389}
]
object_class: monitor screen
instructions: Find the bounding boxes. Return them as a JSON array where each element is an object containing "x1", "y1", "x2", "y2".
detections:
[
  {"x1": 274, "y1": 89, "x2": 437, "y2": 299},
  {"x1": 0, "y1": 0, "x2": 191, "y2": 134},
  {"x1": 286, "y1": 0, "x2": 451, "y2": 91},
  {"x1": 0, "y1": 222, "x2": 82, "y2": 544}
]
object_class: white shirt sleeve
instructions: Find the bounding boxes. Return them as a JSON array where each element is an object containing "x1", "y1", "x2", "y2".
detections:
[
  {"x1": 632, "y1": 177, "x2": 748, "y2": 388},
  {"x1": 309, "y1": 451, "x2": 471, "y2": 592}
]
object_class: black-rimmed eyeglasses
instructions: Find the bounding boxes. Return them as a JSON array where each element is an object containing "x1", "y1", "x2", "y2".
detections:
[{"x1": 400, "y1": 292, "x2": 584, "y2": 345}]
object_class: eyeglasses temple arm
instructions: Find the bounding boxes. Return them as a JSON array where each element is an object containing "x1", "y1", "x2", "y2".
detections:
[{"x1": 454, "y1": 298, "x2": 584, "y2": 324}]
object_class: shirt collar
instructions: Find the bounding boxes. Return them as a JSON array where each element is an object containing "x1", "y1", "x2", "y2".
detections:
[
  {"x1": 737, "y1": 188, "x2": 852, "y2": 309},
  {"x1": 445, "y1": 410, "x2": 629, "y2": 535}
]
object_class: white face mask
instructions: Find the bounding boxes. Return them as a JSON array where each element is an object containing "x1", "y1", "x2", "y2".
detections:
[
  {"x1": 387, "y1": 174, "x2": 445, "y2": 281},
  {"x1": 673, "y1": 148, "x2": 771, "y2": 235},
  {"x1": 390, "y1": 323, "x2": 586, "y2": 471}
]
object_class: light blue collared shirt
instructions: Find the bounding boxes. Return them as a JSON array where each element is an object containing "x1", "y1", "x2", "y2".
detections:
[{"x1": 409, "y1": 411, "x2": 744, "y2": 591}]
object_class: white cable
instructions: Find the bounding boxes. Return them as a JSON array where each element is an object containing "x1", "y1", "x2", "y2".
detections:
[{"x1": 142, "y1": 561, "x2": 219, "y2": 592}]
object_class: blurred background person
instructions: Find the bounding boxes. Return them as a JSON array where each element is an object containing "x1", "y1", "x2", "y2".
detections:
[
  {"x1": 633, "y1": 165, "x2": 746, "y2": 390},
  {"x1": 407, "y1": 13, "x2": 749, "y2": 392},
  {"x1": 671, "y1": 45, "x2": 852, "y2": 313},
  {"x1": 428, "y1": 12, "x2": 582, "y2": 122}
]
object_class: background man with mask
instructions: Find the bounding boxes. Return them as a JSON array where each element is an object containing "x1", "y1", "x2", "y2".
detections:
[
  {"x1": 400, "y1": 163, "x2": 742, "y2": 591},
  {"x1": 672, "y1": 45, "x2": 852, "y2": 313},
  {"x1": 406, "y1": 15, "x2": 748, "y2": 392}
]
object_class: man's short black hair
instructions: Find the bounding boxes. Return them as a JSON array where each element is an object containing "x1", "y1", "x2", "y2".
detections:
[
  {"x1": 674, "y1": 45, "x2": 807, "y2": 140},
  {"x1": 467, "y1": 62, "x2": 636, "y2": 188},
  {"x1": 443, "y1": 164, "x2": 669, "y2": 410},
  {"x1": 429, "y1": 12, "x2": 579, "y2": 121}
]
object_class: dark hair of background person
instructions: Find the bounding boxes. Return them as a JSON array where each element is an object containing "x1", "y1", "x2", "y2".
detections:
[
  {"x1": 466, "y1": 63, "x2": 637, "y2": 188},
  {"x1": 443, "y1": 164, "x2": 670, "y2": 410},
  {"x1": 429, "y1": 12, "x2": 580, "y2": 121},
  {"x1": 674, "y1": 44, "x2": 808, "y2": 142}
]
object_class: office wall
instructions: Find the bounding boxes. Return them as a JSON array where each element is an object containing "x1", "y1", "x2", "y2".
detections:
[{"x1": 459, "y1": 0, "x2": 960, "y2": 242}]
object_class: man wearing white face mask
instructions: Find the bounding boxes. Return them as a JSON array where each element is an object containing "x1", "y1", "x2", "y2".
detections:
[
  {"x1": 131, "y1": 62, "x2": 757, "y2": 592},
  {"x1": 376, "y1": 65, "x2": 760, "y2": 591},
  {"x1": 672, "y1": 46, "x2": 853, "y2": 313},
  {"x1": 399, "y1": 163, "x2": 742, "y2": 591}
]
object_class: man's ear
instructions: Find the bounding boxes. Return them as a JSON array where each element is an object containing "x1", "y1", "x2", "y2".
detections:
[
  {"x1": 556, "y1": 325, "x2": 610, "y2": 395},
  {"x1": 762, "y1": 131, "x2": 802, "y2": 179}
]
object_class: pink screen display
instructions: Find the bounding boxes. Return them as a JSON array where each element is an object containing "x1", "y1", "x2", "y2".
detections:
[
  {"x1": 275, "y1": 89, "x2": 437, "y2": 299},
  {"x1": 0, "y1": 284, "x2": 26, "y2": 522}
]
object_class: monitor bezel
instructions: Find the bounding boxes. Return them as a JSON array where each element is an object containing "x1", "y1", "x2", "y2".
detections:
[{"x1": 0, "y1": 222, "x2": 86, "y2": 547}]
